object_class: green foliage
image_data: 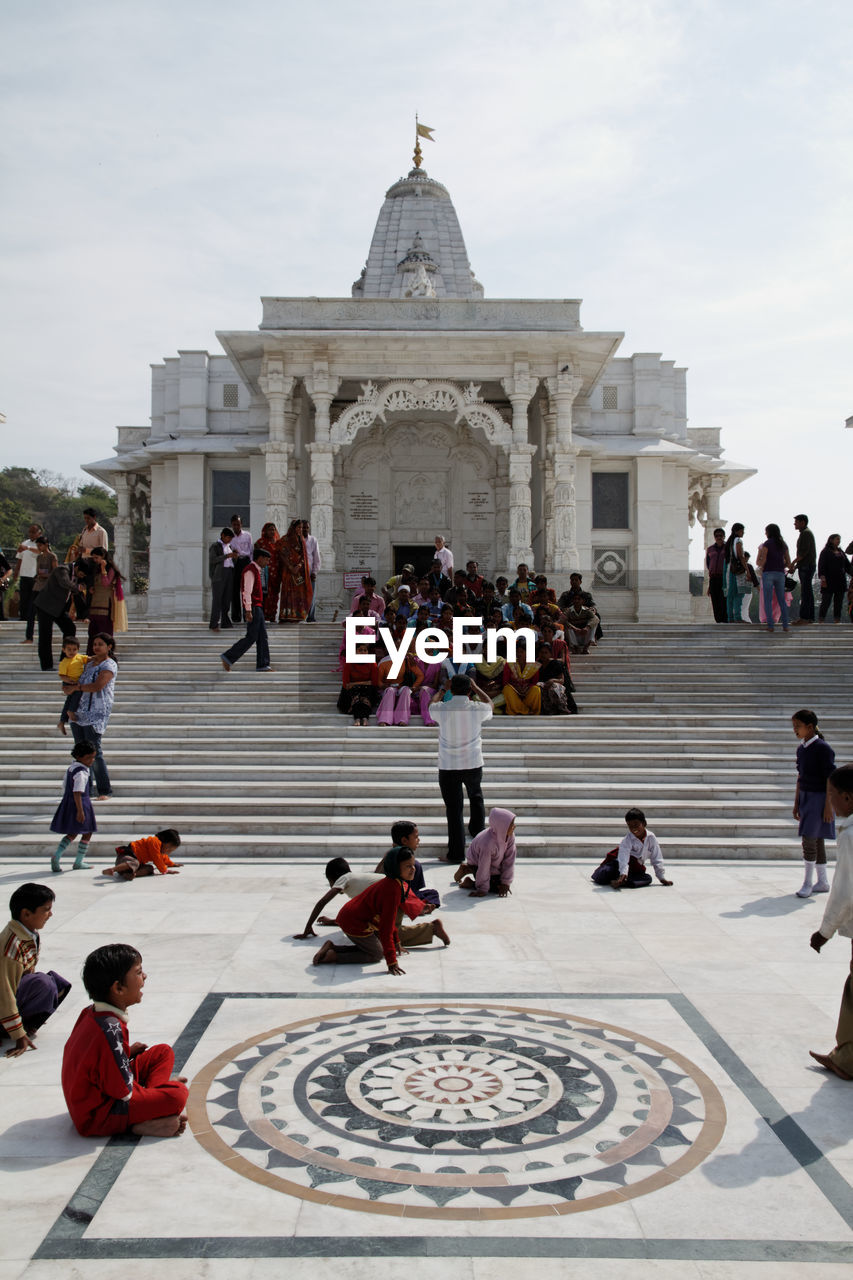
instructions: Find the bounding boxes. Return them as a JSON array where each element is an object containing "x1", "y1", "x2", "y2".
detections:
[{"x1": 0, "y1": 468, "x2": 116, "y2": 559}]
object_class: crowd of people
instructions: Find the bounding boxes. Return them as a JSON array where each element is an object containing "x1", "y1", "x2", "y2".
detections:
[
  {"x1": 336, "y1": 546, "x2": 604, "y2": 724},
  {"x1": 2, "y1": 522, "x2": 852, "y2": 1153},
  {"x1": 1, "y1": 510, "x2": 125, "y2": 670},
  {"x1": 208, "y1": 514, "x2": 319, "y2": 632},
  {"x1": 706, "y1": 514, "x2": 853, "y2": 628}
]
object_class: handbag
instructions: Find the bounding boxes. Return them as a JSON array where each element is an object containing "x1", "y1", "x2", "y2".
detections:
[{"x1": 784, "y1": 575, "x2": 797, "y2": 592}]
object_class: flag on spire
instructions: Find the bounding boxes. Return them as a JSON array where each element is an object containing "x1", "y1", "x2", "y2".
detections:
[{"x1": 416, "y1": 122, "x2": 436, "y2": 141}]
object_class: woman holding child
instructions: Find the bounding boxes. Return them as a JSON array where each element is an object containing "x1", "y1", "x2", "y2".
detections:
[{"x1": 69, "y1": 633, "x2": 118, "y2": 800}]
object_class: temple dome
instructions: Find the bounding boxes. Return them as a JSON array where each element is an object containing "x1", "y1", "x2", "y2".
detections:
[{"x1": 352, "y1": 167, "x2": 484, "y2": 299}]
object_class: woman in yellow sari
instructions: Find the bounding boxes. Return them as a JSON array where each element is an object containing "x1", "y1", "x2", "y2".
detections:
[
  {"x1": 502, "y1": 657, "x2": 541, "y2": 715},
  {"x1": 278, "y1": 519, "x2": 311, "y2": 623}
]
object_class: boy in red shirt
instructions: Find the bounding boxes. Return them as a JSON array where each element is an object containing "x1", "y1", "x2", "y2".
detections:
[
  {"x1": 62, "y1": 943, "x2": 188, "y2": 1137},
  {"x1": 103, "y1": 829, "x2": 182, "y2": 880}
]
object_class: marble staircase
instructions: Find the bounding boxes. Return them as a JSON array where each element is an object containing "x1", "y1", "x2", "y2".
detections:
[{"x1": 1, "y1": 620, "x2": 851, "y2": 862}]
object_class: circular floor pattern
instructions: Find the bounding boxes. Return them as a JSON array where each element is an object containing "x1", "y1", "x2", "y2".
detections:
[{"x1": 189, "y1": 1003, "x2": 726, "y2": 1219}]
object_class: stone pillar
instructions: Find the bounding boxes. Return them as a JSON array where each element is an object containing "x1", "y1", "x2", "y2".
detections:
[
  {"x1": 506, "y1": 445, "x2": 536, "y2": 569},
  {"x1": 501, "y1": 362, "x2": 536, "y2": 448},
  {"x1": 304, "y1": 364, "x2": 341, "y2": 579},
  {"x1": 175, "y1": 454, "x2": 205, "y2": 619},
  {"x1": 259, "y1": 358, "x2": 296, "y2": 532},
  {"x1": 698, "y1": 476, "x2": 727, "y2": 610},
  {"x1": 544, "y1": 367, "x2": 584, "y2": 574},
  {"x1": 495, "y1": 451, "x2": 510, "y2": 575},
  {"x1": 635, "y1": 457, "x2": 666, "y2": 621},
  {"x1": 500, "y1": 363, "x2": 537, "y2": 571},
  {"x1": 260, "y1": 443, "x2": 294, "y2": 533},
  {"x1": 305, "y1": 443, "x2": 338, "y2": 572},
  {"x1": 112, "y1": 473, "x2": 132, "y2": 585}
]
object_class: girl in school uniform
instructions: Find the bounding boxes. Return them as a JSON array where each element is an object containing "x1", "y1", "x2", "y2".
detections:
[
  {"x1": 49, "y1": 743, "x2": 97, "y2": 873},
  {"x1": 792, "y1": 709, "x2": 836, "y2": 898}
]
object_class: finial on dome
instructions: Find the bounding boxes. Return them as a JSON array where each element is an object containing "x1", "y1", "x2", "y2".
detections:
[{"x1": 413, "y1": 114, "x2": 435, "y2": 169}]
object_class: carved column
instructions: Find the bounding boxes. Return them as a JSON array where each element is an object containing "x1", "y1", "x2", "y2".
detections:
[
  {"x1": 540, "y1": 395, "x2": 557, "y2": 570},
  {"x1": 304, "y1": 363, "x2": 341, "y2": 573},
  {"x1": 506, "y1": 445, "x2": 536, "y2": 569},
  {"x1": 112, "y1": 473, "x2": 132, "y2": 585},
  {"x1": 500, "y1": 362, "x2": 537, "y2": 447},
  {"x1": 305, "y1": 443, "x2": 338, "y2": 571},
  {"x1": 700, "y1": 476, "x2": 727, "y2": 596},
  {"x1": 545, "y1": 367, "x2": 584, "y2": 573},
  {"x1": 304, "y1": 362, "x2": 341, "y2": 444},
  {"x1": 259, "y1": 358, "x2": 295, "y2": 532}
]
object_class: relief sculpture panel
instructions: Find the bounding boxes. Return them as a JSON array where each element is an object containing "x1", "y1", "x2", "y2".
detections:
[{"x1": 394, "y1": 473, "x2": 447, "y2": 527}]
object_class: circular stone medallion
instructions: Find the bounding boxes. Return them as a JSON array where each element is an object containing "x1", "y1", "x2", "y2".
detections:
[{"x1": 189, "y1": 1003, "x2": 726, "y2": 1219}]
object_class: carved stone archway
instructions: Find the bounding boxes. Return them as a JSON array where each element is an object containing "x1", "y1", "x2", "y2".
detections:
[{"x1": 331, "y1": 378, "x2": 513, "y2": 451}]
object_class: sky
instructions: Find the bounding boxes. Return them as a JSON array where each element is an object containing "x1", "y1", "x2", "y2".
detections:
[{"x1": 2, "y1": 0, "x2": 852, "y2": 567}]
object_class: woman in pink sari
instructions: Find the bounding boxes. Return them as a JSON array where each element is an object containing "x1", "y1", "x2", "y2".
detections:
[{"x1": 278, "y1": 519, "x2": 311, "y2": 623}]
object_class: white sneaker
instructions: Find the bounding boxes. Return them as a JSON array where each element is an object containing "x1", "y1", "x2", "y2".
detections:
[
  {"x1": 796, "y1": 883, "x2": 813, "y2": 898},
  {"x1": 813, "y1": 876, "x2": 830, "y2": 894}
]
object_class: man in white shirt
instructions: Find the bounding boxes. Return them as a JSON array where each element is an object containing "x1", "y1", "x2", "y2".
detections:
[
  {"x1": 12, "y1": 522, "x2": 42, "y2": 641},
  {"x1": 228, "y1": 514, "x2": 253, "y2": 621},
  {"x1": 429, "y1": 674, "x2": 493, "y2": 863},
  {"x1": 434, "y1": 535, "x2": 454, "y2": 578},
  {"x1": 78, "y1": 509, "x2": 109, "y2": 554},
  {"x1": 302, "y1": 519, "x2": 321, "y2": 622}
]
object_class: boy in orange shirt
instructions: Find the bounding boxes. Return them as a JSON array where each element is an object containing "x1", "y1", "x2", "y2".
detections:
[{"x1": 103, "y1": 829, "x2": 182, "y2": 880}]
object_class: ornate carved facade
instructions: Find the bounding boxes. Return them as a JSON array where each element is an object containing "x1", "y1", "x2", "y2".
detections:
[{"x1": 84, "y1": 160, "x2": 754, "y2": 620}]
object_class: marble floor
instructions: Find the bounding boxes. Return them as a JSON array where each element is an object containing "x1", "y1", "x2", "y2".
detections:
[{"x1": 1, "y1": 856, "x2": 852, "y2": 1278}]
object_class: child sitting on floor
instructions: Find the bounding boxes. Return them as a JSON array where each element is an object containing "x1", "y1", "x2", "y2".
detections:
[
  {"x1": 56, "y1": 635, "x2": 86, "y2": 735},
  {"x1": 61, "y1": 943, "x2": 188, "y2": 1137},
  {"x1": 591, "y1": 808, "x2": 674, "y2": 889},
  {"x1": 1, "y1": 883, "x2": 71, "y2": 1058},
  {"x1": 103, "y1": 829, "x2": 183, "y2": 880},
  {"x1": 375, "y1": 821, "x2": 440, "y2": 907},
  {"x1": 454, "y1": 808, "x2": 517, "y2": 897}
]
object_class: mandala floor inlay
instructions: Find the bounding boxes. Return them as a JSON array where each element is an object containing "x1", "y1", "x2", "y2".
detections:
[{"x1": 189, "y1": 1002, "x2": 727, "y2": 1219}]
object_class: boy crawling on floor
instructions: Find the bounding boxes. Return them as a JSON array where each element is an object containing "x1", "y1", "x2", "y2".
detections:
[
  {"x1": 103, "y1": 829, "x2": 182, "y2": 880},
  {"x1": 61, "y1": 943, "x2": 188, "y2": 1138}
]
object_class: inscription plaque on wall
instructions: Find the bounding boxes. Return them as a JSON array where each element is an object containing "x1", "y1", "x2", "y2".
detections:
[
  {"x1": 463, "y1": 489, "x2": 495, "y2": 523},
  {"x1": 345, "y1": 542, "x2": 378, "y2": 571},
  {"x1": 349, "y1": 491, "x2": 379, "y2": 522}
]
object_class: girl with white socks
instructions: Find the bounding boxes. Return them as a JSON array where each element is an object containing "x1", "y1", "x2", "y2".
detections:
[{"x1": 792, "y1": 709, "x2": 836, "y2": 898}]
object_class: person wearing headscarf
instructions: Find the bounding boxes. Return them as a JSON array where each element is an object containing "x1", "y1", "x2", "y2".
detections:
[
  {"x1": 278, "y1": 519, "x2": 311, "y2": 623},
  {"x1": 254, "y1": 523, "x2": 281, "y2": 621},
  {"x1": 453, "y1": 807, "x2": 517, "y2": 897}
]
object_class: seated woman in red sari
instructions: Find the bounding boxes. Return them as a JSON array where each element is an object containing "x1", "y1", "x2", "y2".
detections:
[
  {"x1": 503, "y1": 655, "x2": 542, "y2": 715},
  {"x1": 312, "y1": 846, "x2": 450, "y2": 974},
  {"x1": 337, "y1": 653, "x2": 380, "y2": 726},
  {"x1": 278, "y1": 519, "x2": 311, "y2": 623},
  {"x1": 254, "y1": 523, "x2": 281, "y2": 621}
]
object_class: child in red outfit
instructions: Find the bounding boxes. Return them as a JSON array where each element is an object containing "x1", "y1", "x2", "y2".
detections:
[
  {"x1": 61, "y1": 943, "x2": 188, "y2": 1138},
  {"x1": 103, "y1": 829, "x2": 182, "y2": 880}
]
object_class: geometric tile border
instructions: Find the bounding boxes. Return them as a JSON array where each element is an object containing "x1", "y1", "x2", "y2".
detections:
[
  {"x1": 189, "y1": 1003, "x2": 727, "y2": 1219},
  {"x1": 34, "y1": 991, "x2": 853, "y2": 1263}
]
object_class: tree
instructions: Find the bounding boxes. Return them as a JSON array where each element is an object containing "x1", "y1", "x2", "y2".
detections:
[{"x1": 0, "y1": 468, "x2": 116, "y2": 559}]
